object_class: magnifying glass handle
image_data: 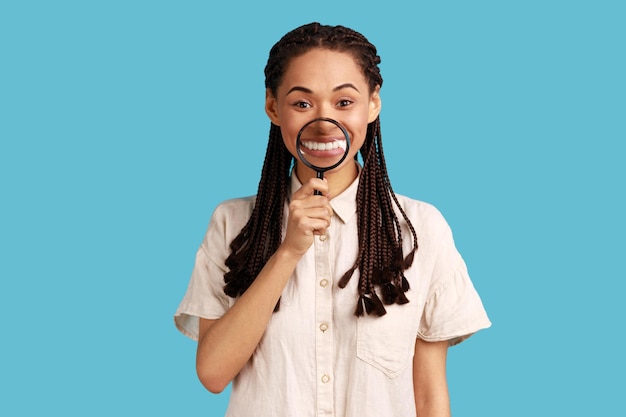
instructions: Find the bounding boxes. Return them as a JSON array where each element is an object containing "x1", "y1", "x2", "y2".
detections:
[{"x1": 314, "y1": 171, "x2": 323, "y2": 196}]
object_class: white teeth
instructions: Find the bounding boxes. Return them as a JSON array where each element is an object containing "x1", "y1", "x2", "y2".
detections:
[{"x1": 302, "y1": 139, "x2": 347, "y2": 151}]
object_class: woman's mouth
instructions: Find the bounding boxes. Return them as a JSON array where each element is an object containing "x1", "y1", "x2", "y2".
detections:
[{"x1": 301, "y1": 139, "x2": 347, "y2": 151}]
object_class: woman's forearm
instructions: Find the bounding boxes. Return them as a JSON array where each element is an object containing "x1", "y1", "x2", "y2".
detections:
[{"x1": 195, "y1": 247, "x2": 301, "y2": 393}]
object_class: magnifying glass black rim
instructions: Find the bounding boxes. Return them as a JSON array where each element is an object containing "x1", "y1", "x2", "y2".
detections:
[{"x1": 295, "y1": 117, "x2": 351, "y2": 173}]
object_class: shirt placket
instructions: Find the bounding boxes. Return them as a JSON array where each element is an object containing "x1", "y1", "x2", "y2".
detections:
[{"x1": 314, "y1": 221, "x2": 334, "y2": 416}]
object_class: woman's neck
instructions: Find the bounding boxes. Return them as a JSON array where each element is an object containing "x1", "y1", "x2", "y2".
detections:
[{"x1": 295, "y1": 160, "x2": 359, "y2": 198}]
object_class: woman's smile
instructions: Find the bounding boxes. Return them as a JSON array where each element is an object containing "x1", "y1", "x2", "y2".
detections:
[{"x1": 300, "y1": 138, "x2": 347, "y2": 152}]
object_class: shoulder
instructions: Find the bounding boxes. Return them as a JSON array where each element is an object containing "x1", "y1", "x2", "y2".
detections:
[
  {"x1": 212, "y1": 195, "x2": 257, "y2": 222},
  {"x1": 202, "y1": 195, "x2": 257, "y2": 253},
  {"x1": 393, "y1": 193, "x2": 452, "y2": 240}
]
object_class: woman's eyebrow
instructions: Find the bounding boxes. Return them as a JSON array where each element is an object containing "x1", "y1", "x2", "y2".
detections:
[
  {"x1": 285, "y1": 83, "x2": 360, "y2": 96},
  {"x1": 286, "y1": 86, "x2": 313, "y2": 95},
  {"x1": 333, "y1": 83, "x2": 360, "y2": 93}
]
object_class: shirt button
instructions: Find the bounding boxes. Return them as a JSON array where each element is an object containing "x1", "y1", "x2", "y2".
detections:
[
  {"x1": 321, "y1": 374, "x2": 330, "y2": 383},
  {"x1": 319, "y1": 233, "x2": 328, "y2": 242},
  {"x1": 319, "y1": 322, "x2": 329, "y2": 333},
  {"x1": 319, "y1": 279, "x2": 329, "y2": 288}
]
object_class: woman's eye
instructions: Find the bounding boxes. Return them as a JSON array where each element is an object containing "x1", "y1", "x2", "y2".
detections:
[
  {"x1": 337, "y1": 99, "x2": 353, "y2": 107},
  {"x1": 293, "y1": 101, "x2": 311, "y2": 109}
]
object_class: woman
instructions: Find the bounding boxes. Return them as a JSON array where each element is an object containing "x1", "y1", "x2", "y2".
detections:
[{"x1": 175, "y1": 22, "x2": 491, "y2": 417}]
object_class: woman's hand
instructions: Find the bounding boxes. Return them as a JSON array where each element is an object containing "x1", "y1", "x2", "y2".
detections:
[{"x1": 281, "y1": 177, "x2": 333, "y2": 258}]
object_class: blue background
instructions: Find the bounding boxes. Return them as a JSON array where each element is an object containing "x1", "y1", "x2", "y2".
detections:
[{"x1": 1, "y1": 1, "x2": 624, "y2": 415}]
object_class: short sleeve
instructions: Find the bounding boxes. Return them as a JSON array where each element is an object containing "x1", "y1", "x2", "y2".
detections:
[
  {"x1": 173, "y1": 244, "x2": 230, "y2": 341},
  {"x1": 173, "y1": 198, "x2": 254, "y2": 341},
  {"x1": 416, "y1": 210, "x2": 491, "y2": 346}
]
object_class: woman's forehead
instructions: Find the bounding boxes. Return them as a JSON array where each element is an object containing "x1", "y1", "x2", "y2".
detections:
[{"x1": 279, "y1": 49, "x2": 368, "y2": 92}]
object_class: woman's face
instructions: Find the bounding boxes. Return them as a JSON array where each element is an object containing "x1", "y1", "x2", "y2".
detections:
[{"x1": 265, "y1": 48, "x2": 381, "y2": 184}]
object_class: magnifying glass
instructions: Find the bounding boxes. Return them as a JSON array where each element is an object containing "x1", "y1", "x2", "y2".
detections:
[{"x1": 295, "y1": 117, "x2": 351, "y2": 195}]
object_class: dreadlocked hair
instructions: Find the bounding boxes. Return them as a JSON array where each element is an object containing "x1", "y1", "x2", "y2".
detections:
[
  {"x1": 265, "y1": 22, "x2": 382, "y2": 94},
  {"x1": 224, "y1": 22, "x2": 418, "y2": 316},
  {"x1": 223, "y1": 123, "x2": 293, "y2": 309},
  {"x1": 339, "y1": 118, "x2": 419, "y2": 316}
]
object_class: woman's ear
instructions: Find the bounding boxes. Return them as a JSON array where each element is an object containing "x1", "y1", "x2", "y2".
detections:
[
  {"x1": 265, "y1": 88, "x2": 281, "y2": 126},
  {"x1": 367, "y1": 85, "x2": 382, "y2": 123}
]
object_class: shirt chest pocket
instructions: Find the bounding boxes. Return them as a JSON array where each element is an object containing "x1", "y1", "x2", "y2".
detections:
[{"x1": 356, "y1": 303, "x2": 420, "y2": 378}]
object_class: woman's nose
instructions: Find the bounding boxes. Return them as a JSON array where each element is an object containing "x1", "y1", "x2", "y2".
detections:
[{"x1": 309, "y1": 118, "x2": 340, "y2": 135}]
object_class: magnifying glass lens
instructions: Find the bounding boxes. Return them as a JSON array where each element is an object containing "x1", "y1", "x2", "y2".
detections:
[
  {"x1": 297, "y1": 119, "x2": 348, "y2": 169},
  {"x1": 296, "y1": 118, "x2": 351, "y2": 196}
]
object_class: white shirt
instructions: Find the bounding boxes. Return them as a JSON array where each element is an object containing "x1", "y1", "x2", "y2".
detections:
[{"x1": 175, "y1": 172, "x2": 491, "y2": 417}]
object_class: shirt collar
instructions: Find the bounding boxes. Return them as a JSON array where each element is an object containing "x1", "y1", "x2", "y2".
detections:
[{"x1": 289, "y1": 163, "x2": 360, "y2": 224}]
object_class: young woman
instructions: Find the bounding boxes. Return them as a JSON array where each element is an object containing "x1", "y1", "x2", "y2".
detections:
[{"x1": 175, "y1": 22, "x2": 491, "y2": 417}]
